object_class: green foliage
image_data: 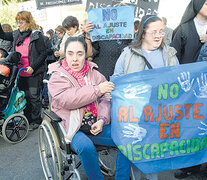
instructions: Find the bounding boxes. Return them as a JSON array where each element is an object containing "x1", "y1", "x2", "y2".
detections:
[
  {"x1": 0, "y1": 0, "x2": 29, "y2": 30},
  {"x1": 0, "y1": 1, "x2": 19, "y2": 30},
  {"x1": 2, "y1": 0, "x2": 28, "y2": 5}
]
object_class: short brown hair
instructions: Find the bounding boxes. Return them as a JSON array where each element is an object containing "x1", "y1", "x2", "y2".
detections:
[
  {"x1": 62, "y1": 16, "x2": 79, "y2": 30},
  {"x1": 55, "y1": 25, "x2": 66, "y2": 34}
]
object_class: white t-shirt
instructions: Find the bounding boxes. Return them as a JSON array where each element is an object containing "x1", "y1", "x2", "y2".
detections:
[{"x1": 194, "y1": 17, "x2": 207, "y2": 36}]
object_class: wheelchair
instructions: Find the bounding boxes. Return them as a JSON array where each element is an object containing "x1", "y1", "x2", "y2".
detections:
[
  {"x1": 0, "y1": 68, "x2": 29, "y2": 143},
  {"x1": 39, "y1": 110, "x2": 117, "y2": 180}
]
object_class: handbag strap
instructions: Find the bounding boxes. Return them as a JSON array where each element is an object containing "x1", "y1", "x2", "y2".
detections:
[
  {"x1": 130, "y1": 48, "x2": 153, "y2": 69},
  {"x1": 142, "y1": 55, "x2": 153, "y2": 69}
]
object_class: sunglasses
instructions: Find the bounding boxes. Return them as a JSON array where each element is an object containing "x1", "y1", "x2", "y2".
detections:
[{"x1": 16, "y1": 21, "x2": 26, "y2": 25}]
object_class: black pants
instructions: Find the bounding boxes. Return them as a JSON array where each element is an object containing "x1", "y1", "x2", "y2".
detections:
[
  {"x1": 181, "y1": 165, "x2": 201, "y2": 173},
  {"x1": 18, "y1": 75, "x2": 43, "y2": 124}
]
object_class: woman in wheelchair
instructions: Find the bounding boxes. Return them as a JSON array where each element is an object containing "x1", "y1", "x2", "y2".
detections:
[{"x1": 48, "y1": 36, "x2": 127, "y2": 179}]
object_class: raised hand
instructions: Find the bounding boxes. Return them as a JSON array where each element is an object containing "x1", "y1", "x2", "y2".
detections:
[{"x1": 80, "y1": 21, "x2": 94, "y2": 34}]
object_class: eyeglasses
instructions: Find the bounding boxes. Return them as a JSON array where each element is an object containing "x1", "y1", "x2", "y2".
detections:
[
  {"x1": 56, "y1": 32, "x2": 62, "y2": 35},
  {"x1": 16, "y1": 21, "x2": 26, "y2": 25},
  {"x1": 146, "y1": 31, "x2": 165, "y2": 37}
]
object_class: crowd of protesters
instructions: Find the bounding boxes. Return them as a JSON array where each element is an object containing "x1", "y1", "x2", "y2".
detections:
[{"x1": 0, "y1": 0, "x2": 207, "y2": 179}]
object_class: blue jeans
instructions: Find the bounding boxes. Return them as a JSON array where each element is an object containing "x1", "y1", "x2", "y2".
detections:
[
  {"x1": 71, "y1": 125, "x2": 116, "y2": 180},
  {"x1": 71, "y1": 130, "x2": 104, "y2": 180},
  {"x1": 71, "y1": 125, "x2": 127, "y2": 180},
  {"x1": 88, "y1": 124, "x2": 116, "y2": 147},
  {"x1": 71, "y1": 125, "x2": 157, "y2": 180},
  {"x1": 116, "y1": 149, "x2": 158, "y2": 180}
]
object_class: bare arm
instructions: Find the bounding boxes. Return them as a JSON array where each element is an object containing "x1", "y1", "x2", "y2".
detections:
[{"x1": 81, "y1": 21, "x2": 94, "y2": 58}]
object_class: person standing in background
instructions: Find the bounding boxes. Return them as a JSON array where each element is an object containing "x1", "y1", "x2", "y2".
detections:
[
  {"x1": 0, "y1": 24, "x2": 13, "y2": 52},
  {"x1": 53, "y1": 25, "x2": 65, "y2": 53},
  {"x1": 54, "y1": 16, "x2": 92, "y2": 60},
  {"x1": 171, "y1": 0, "x2": 207, "y2": 64},
  {"x1": 46, "y1": 29, "x2": 58, "y2": 47},
  {"x1": 54, "y1": 25, "x2": 68, "y2": 60},
  {"x1": 134, "y1": 20, "x2": 140, "y2": 39},
  {"x1": 161, "y1": 17, "x2": 173, "y2": 45},
  {"x1": 45, "y1": 29, "x2": 54, "y2": 46}
]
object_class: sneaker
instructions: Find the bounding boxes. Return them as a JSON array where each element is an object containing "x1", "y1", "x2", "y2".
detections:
[{"x1": 29, "y1": 123, "x2": 39, "y2": 131}]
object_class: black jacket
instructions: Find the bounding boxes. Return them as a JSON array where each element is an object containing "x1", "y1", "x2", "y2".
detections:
[
  {"x1": 43, "y1": 35, "x2": 57, "y2": 64},
  {"x1": 0, "y1": 39, "x2": 12, "y2": 52},
  {"x1": 0, "y1": 24, "x2": 47, "y2": 76},
  {"x1": 171, "y1": 20, "x2": 203, "y2": 64},
  {"x1": 173, "y1": 0, "x2": 206, "y2": 37}
]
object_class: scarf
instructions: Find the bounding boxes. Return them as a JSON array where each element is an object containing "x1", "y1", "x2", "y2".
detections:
[
  {"x1": 16, "y1": 29, "x2": 32, "y2": 47},
  {"x1": 62, "y1": 59, "x2": 98, "y2": 117}
]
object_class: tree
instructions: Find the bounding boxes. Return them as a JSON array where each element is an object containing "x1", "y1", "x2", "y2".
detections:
[
  {"x1": 0, "y1": 0, "x2": 29, "y2": 30},
  {"x1": 0, "y1": 1, "x2": 19, "y2": 30},
  {"x1": 2, "y1": 0, "x2": 29, "y2": 5}
]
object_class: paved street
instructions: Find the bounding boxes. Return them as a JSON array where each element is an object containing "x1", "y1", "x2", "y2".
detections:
[{"x1": 0, "y1": 127, "x2": 207, "y2": 180}]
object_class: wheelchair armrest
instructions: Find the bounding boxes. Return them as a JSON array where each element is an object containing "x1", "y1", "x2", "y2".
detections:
[{"x1": 44, "y1": 110, "x2": 62, "y2": 122}]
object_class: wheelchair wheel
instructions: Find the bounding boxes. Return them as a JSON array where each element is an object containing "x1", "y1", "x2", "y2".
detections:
[
  {"x1": 2, "y1": 113, "x2": 29, "y2": 143},
  {"x1": 98, "y1": 147, "x2": 117, "y2": 176},
  {"x1": 69, "y1": 168, "x2": 81, "y2": 180},
  {"x1": 39, "y1": 119, "x2": 63, "y2": 180}
]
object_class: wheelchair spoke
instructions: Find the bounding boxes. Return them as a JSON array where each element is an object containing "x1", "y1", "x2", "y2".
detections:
[
  {"x1": 15, "y1": 129, "x2": 21, "y2": 140},
  {"x1": 11, "y1": 119, "x2": 16, "y2": 126},
  {"x1": 8, "y1": 130, "x2": 16, "y2": 140},
  {"x1": 5, "y1": 126, "x2": 14, "y2": 131},
  {"x1": 18, "y1": 126, "x2": 27, "y2": 131},
  {"x1": 16, "y1": 118, "x2": 24, "y2": 127}
]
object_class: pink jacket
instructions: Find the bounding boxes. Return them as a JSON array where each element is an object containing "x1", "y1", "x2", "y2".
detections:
[{"x1": 48, "y1": 61, "x2": 111, "y2": 143}]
